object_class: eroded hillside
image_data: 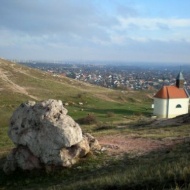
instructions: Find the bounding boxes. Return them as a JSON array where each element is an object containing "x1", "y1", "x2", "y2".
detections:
[
  {"x1": 0, "y1": 58, "x2": 152, "y2": 150},
  {"x1": 0, "y1": 58, "x2": 152, "y2": 102}
]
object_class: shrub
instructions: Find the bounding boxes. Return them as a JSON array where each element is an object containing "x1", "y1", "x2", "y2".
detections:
[
  {"x1": 106, "y1": 112, "x2": 115, "y2": 118},
  {"x1": 76, "y1": 114, "x2": 97, "y2": 125}
]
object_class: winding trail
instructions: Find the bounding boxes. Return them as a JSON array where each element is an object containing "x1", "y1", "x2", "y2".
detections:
[{"x1": 0, "y1": 68, "x2": 39, "y2": 100}]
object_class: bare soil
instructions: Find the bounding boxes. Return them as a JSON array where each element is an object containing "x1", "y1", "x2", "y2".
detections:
[{"x1": 97, "y1": 135, "x2": 189, "y2": 157}]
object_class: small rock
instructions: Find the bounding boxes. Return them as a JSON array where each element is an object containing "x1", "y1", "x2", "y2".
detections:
[{"x1": 101, "y1": 147, "x2": 107, "y2": 152}]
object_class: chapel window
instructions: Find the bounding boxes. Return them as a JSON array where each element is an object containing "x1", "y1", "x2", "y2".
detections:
[{"x1": 176, "y1": 104, "x2": 182, "y2": 108}]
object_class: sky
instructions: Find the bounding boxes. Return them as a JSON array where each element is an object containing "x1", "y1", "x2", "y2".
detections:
[{"x1": 0, "y1": 0, "x2": 190, "y2": 64}]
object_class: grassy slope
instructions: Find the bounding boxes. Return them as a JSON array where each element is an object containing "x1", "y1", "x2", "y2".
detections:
[
  {"x1": 2, "y1": 59, "x2": 190, "y2": 189},
  {"x1": 0, "y1": 58, "x2": 151, "y2": 151},
  {"x1": 1, "y1": 124, "x2": 190, "y2": 190}
]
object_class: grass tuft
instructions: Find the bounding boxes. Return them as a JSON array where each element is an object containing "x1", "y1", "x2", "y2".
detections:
[{"x1": 76, "y1": 114, "x2": 97, "y2": 125}]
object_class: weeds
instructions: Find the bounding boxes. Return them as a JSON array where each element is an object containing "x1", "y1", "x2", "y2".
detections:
[
  {"x1": 76, "y1": 114, "x2": 97, "y2": 125},
  {"x1": 106, "y1": 112, "x2": 115, "y2": 117}
]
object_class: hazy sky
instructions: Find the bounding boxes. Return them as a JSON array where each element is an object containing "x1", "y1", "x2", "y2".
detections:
[{"x1": 0, "y1": 0, "x2": 190, "y2": 63}]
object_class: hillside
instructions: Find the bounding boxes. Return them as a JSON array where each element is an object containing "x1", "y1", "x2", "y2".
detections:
[
  {"x1": 5, "y1": 59, "x2": 190, "y2": 189},
  {"x1": 0, "y1": 58, "x2": 151, "y2": 148},
  {"x1": 0, "y1": 58, "x2": 152, "y2": 103}
]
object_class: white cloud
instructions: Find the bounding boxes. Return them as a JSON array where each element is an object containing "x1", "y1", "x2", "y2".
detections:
[
  {"x1": 109, "y1": 35, "x2": 126, "y2": 45},
  {"x1": 0, "y1": 29, "x2": 51, "y2": 47},
  {"x1": 113, "y1": 17, "x2": 190, "y2": 43},
  {"x1": 0, "y1": 1, "x2": 190, "y2": 63},
  {"x1": 118, "y1": 17, "x2": 190, "y2": 30}
]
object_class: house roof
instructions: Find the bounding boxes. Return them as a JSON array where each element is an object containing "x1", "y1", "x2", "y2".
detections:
[{"x1": 154, "y1": 86, "x2": 189, "y2": 99}]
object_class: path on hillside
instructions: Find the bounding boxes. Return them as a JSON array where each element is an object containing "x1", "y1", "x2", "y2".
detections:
[
  {"x1": 97, "y1": 135, "x2": 189, "y2": 157},
  {"x1": 0, "y1": 68, "x2": 39, "y2": 100}
]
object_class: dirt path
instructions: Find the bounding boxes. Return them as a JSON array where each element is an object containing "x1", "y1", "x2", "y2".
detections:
[
  {"x1": 97, "y1": 135, "x2": 189, "y2": 157},
  {"x1": 0, "y1": 68, "x2": 39, "y2": 100}
]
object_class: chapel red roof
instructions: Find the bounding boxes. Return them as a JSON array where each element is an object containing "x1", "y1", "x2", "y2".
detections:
[{"x1": 154, "y1": 86, "x2": 189, "y2": 99}]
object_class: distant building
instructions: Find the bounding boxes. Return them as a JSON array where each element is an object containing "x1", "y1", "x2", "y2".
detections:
[{"x1": 153, "y1": 71, "x2": 189, "y2": 118}]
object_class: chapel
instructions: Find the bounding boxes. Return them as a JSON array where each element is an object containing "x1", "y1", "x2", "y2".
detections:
[{"x1": 153, "y1": 71, "x2": 189, "y2": 118}]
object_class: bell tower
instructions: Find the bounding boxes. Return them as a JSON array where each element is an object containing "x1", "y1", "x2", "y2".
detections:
[{"x1": 176, "y1": 71, "x2": 185, "y2": 88}]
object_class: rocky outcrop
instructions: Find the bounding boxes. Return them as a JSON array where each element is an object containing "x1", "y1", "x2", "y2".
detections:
[{"x1": 4, "y1": 99, "x2": 101, "y2": 174}]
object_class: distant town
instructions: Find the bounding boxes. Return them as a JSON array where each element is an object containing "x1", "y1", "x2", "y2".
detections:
[{"x1": 16, "y1": 60, "x2": 190, "y2": 92}]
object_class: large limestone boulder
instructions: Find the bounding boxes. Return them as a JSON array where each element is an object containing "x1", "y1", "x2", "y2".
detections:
[{"x1": 4, "y1": 99, "x2": 101, "y2": 174}]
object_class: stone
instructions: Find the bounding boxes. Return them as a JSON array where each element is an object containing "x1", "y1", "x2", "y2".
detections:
[
  {"x1": 3, "y1": 145, "x2": 41, "y2": 174},
  {"x1": 84, "y1": 133, "x2": 101, "y2": 151},
  {"x1": 4, "y1": 99, "x2": 101, "y2": 174},
  {"x1": 60, "y1": 138, "x2": 90, "y2": 167}
]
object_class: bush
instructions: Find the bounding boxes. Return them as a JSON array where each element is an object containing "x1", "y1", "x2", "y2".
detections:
[
  {"x1": 76, "y1": 114, "x2": 97, "y2": 125},
  {"x1": 106, "y1": 112, "x2": 115, "y2": 117}
]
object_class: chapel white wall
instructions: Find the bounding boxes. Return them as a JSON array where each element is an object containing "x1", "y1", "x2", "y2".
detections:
[
  {"x1": 167, "y1": 98, "x2": 189, "y2": 118},
  {"x1": 153, "y1": 98, "x2": 189, "y2": 118},
  {"x1": 153, "y1": 98, "x2": 168, "y2": 118}
]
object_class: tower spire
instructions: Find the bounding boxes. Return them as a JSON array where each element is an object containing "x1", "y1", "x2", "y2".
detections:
[{"x1": 176, "y1": 71, "x2": 184, "y2": 88}]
